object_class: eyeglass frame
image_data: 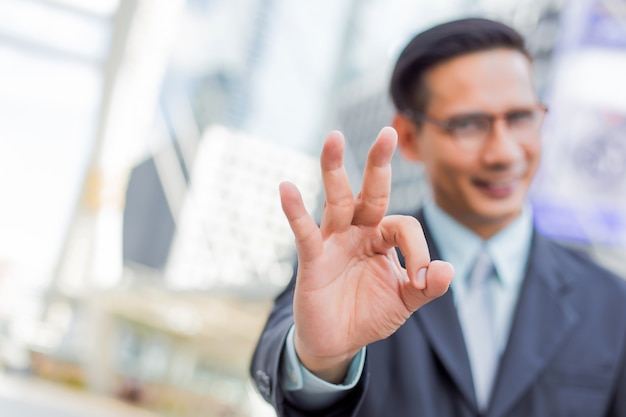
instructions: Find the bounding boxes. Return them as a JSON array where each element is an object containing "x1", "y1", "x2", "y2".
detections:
[{"x1": 402, "y1": 103, "x2": 548, "y2": 150}]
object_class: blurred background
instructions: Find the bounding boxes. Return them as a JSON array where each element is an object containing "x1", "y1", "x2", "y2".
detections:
[{"x1": 0, "y1": 0, "x2": 625, "y2": 416}]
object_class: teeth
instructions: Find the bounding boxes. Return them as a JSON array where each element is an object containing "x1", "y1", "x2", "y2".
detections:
[
  {"x1": 489, "y1": 181, "x2": 511, "y2": 187},
  {"x1": 485, "y1": 179, "x2": 515, "y2": 188},
  {"x1": 474, "y1": 176, "x2": 521, "y2": 189}
]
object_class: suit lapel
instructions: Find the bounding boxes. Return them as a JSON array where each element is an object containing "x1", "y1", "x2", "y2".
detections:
[
  {"x1": 410, "y1": 211, "x2": 477, "y2": 409},
  {"x1": 415, "y1": 292, "x2": 477, "y2": 408},
  {"x1": 488, "y1": 233, "x2": 579, "y2": 417}
]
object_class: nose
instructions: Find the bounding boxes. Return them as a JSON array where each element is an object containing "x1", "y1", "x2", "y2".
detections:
[{"x1": 480, "y1": 118, "x2": 523, "y2": 166}]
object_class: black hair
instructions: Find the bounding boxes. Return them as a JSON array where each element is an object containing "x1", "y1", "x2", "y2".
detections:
[{"x1": 389, "y1": 17, "x2": 531, "y2": 114}]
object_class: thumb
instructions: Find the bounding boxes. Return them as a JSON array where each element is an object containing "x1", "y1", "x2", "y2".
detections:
[{"x1": 399, "y1": 260, "x2": 454, "y2": 312}]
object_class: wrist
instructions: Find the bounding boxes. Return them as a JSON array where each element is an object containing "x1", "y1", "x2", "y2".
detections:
[{"x1": 293, "y1": 335, "x2": 360, "y2": 384}]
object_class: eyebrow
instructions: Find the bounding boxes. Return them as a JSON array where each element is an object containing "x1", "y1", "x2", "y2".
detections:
[{"x1": 443, "y1": 106, "x2": 539, "y2": 119}]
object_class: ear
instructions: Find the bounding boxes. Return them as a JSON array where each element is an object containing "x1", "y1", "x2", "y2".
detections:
[{"x1": 393, "y1": 112, "x2": 422, "y2": 161}]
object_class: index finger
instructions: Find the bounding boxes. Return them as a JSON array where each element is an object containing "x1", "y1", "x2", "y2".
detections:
[{"x1": 379, "y1": 215, "x2": 431, "y2": 282}]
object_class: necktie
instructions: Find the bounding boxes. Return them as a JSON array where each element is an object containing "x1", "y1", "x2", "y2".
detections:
[{"x1": 458, "y1": 249, "x2": 498, "y2": 411}]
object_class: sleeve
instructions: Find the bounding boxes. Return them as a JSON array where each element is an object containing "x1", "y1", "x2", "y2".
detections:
[
  {"x1": 281, "y1": 325, "x2": 366, "y2": 409},
  {"x1": 607, "y1": 303, "x2": 626, "y2": 416},
  {"x1": 249, "y1": 277, "x2": 296, "y2": 415},
  {"x1": 249, "y1": 268, "x2": 368, "y2": 417}
]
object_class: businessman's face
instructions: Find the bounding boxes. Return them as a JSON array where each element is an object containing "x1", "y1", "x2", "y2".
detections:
[{"x1": 396, "y1": 48, "x2": 542, "y2": 238}]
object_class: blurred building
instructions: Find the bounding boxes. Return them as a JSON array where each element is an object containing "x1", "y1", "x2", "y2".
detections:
[{"x1": 0, "y1": 0, "x2": 624, "y2": 417}]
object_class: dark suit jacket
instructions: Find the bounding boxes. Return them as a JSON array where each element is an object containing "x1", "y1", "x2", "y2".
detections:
[{"x1": 250, "y1": 213, "x2": 626, "y2": 417}]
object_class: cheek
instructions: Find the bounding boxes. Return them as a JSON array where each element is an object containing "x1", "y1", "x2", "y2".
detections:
[
  {"x1": 531, "y1": 143, "x2": 542, "y2": 166},
  {"x1": 523, "y1": 142, "x2": 542, "y2": 174},
  {"x1": 426, "y1": 154, "x2": 474, "y2": 190},
  {"x1": 419, "y1": 138, "x2": 477, "y2": 188},
  {"x1": 441, "y1": 148, "x2": 475, "y2": 173}
]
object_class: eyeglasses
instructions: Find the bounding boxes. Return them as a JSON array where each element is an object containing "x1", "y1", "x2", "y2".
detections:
[{"x1": 404, "y1": 103, "x2": 548, "y2": 151}]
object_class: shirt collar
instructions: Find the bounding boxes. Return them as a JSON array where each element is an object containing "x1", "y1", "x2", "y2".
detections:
[
  {"x1": 486, "y1": 206, "x2": 534, "y2": 289},
  {"x1": 423, "y1": 200, "x2": 533, "y2": 290}
]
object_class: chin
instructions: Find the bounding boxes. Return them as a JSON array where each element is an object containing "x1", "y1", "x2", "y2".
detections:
[
  {"x1": 478, "y1": 203, "x2": 523, "y2": 226},
  {"x1": 467, "y1": 188, "x2": 518, "y2": 212}
]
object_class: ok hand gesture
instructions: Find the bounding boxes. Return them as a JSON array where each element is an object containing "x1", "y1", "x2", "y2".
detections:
[{"x1": 279, "y1": 127, "x2": 454, "y2": 383}]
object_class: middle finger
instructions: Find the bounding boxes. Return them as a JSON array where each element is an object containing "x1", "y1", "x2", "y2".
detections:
[{"x1": 352, "y1": 126, "x2": 397, "y2": 226}]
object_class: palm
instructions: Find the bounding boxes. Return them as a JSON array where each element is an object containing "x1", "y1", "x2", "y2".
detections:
[
  {"x1": 295, "y1": 227, "x2": 409, "y2": 354},
  {"x1": 280, "y1": 127, "x2": 454, "y2": 381}
]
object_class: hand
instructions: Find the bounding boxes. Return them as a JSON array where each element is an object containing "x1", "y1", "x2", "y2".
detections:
[{"x1": 279, "y1": 127, "x2": 454, "y2": 383}]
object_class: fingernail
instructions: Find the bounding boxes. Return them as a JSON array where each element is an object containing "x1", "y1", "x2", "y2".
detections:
[{"x1": 415, "y1": 267, "x2": 427, "y2": 288}]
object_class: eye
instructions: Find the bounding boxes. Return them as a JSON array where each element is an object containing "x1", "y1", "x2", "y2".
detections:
[
  {"x1": 506, "y1": 110, "x2": 535, "y2": 126},
  {"x1": 447, "y1": 116, "x2": 488, "y2": 135}
]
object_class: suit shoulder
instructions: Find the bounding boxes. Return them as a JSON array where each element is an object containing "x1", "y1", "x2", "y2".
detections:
[{"x1": 540, "y1": 234, "x2": 626, "y2": 293}]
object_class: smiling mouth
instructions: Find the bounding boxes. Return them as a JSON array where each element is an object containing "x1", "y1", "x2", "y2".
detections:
[{"x1": 472, "y1": 178, "x2": 520, "y2": 198}]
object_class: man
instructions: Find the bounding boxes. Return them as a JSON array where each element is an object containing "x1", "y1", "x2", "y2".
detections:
[{"x1": 250, "y1": 17, "x2": 626, "y2": 417}]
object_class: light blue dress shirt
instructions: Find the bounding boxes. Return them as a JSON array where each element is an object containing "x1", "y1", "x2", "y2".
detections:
[
  {"x1": 281, "y1": 200, "x2": 534, "y2": 402},
  {"x1": 424, "y1": 201, "x2": 533, "y2": 355}
]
